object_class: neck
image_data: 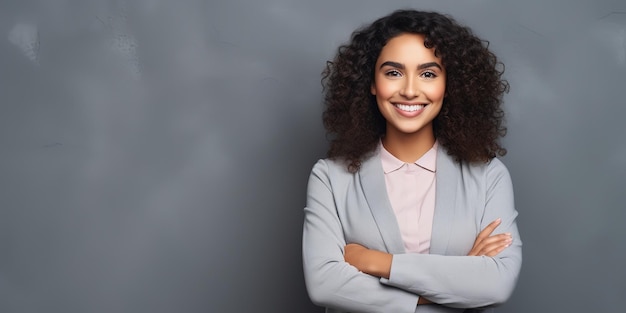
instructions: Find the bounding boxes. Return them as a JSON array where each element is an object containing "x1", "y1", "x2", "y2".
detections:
[{"x1": 382, "y1": 128, "x2": 435, "y2": 163}]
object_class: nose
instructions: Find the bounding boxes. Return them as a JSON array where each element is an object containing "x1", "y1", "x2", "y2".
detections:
[{"x1": 399, "y1": 76, "x2": 418, "y2": 98}]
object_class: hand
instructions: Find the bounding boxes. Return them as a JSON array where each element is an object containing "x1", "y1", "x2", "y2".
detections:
[
  {"x1": 418, "y1": 297, "x2": 433, "y2": 305},
  {"x1": 344, "y1": 243, "x2": 392, "y2": 278},
  {"x1": 345, "y1": 244, "x2": 432, "y2": 304},
  {"x1": 467, "y1": 218, "x2": 512, "y2": 257}
]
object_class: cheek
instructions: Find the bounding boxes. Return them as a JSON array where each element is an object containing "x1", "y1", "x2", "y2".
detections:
[
  {"x1": 373, "y1": 80, "x2": 397, "y2": 99},
  {"x1": 426, "y1": 83, "x2": 446, "y2": 100}
]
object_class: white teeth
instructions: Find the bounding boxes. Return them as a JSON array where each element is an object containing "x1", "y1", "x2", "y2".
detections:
[{"x1": 395, "y1": 104, "x2": 425, "y2": 112}]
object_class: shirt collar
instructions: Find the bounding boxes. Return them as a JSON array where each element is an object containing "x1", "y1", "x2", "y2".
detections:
[{"x1": 380, "y1": 140, "x2": 438, "y2": 174}]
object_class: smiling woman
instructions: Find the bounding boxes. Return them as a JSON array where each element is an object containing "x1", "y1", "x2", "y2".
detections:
[
  {"x1": 372, "y1": 33, "x2": 446, "y2": 162},
  {"x1": 302, "y1": 9, "x2": 521, "y2": 313}
]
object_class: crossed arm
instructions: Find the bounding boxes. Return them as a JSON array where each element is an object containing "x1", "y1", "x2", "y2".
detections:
[{"x1": 343, "y1": 218, "x2": 513, "y2": 305}]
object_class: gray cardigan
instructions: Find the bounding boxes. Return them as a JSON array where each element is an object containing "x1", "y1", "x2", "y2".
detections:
[{"x1": 302, "y1": 145, "x2": 522, "y2": 313}]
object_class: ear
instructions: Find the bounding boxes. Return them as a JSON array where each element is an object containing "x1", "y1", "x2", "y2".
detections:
[{"x1": 370, "y1": 83, "x2": 376, "y2": 95}]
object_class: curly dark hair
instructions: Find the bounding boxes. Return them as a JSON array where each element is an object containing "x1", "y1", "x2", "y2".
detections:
[{"x1": 322, "y1": 9, "x2": 509, "y2": 172}]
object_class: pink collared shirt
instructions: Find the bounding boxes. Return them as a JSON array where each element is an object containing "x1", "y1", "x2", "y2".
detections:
[{"x1": 380, "y1": 141, "x2": 437, "y2": 254}]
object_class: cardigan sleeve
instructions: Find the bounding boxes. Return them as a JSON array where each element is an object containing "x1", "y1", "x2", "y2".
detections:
[
  {"x1": 380, "y1": 158, "x2": 522, "y2": 309},
  {"x1": 302, "y1": 159, "x2": 422, "y2": 313}
]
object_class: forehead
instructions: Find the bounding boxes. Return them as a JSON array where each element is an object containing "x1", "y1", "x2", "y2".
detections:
[{"x1": 377, "y1": 33, "x2": 440, "y2": 63}]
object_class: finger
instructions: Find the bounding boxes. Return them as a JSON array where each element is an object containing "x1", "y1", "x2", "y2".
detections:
[
  {"x1": 476, "y1": 218, "x2": 502, "y2": 241},
  {"x1": 468, "y1": 219, "x2": 505, "y2": 256},
  {"x1": 478, "y1": 236, "x2": 513, "y2": 256},
  {"x1": 472, "y1": 233, "x2": 512, "y2": 256},
  {"x1": 476, "y1": 233, "x2": 511, "y2": 249},
  {"x1": 481, "y1": 240, "x2": 512, "y2": 257},
  {"x1": 477, "y1": 233, "x2": 512, "y2": 247}
]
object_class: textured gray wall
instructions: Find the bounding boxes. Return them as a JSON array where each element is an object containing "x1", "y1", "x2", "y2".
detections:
[{"x1": 1, "y1": 0, "x2": 624, "y2": 312}]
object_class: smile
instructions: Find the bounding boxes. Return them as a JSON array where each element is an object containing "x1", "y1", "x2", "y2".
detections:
[{"x1": 394, "y1": 103, "x2": 426, "y2": 112}]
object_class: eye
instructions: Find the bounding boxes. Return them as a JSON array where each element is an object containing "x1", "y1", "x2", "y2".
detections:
[
  {"x1": 420, "y1": 71, "x2": 438, "y2": 79},
  {"x1": 384, "y1": 69, "x2": 402, "y2": 77}
]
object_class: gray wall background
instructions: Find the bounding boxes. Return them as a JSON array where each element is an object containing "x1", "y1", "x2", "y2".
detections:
[{"x1": 1, "y1": 0, "x2": 624, "y2": 312}]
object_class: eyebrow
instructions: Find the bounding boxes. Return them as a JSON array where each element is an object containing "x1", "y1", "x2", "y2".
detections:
[{"x1": 379, "y1": 61, "x2": 442, "y2": 70}]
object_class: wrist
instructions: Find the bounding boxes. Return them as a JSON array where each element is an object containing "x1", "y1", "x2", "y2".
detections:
[{"x1": 368, "y1": 251, "x2": 392, "y2": 279}]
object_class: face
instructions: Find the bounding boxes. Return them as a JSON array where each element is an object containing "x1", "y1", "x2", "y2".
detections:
[{"x1": 371, "y1": 33, "x2": 446, "y2": 141}]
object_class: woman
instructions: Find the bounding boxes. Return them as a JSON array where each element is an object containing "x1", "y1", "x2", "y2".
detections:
[{"x1": 302, "y1": 9, "x2": 522, "y2": 313}]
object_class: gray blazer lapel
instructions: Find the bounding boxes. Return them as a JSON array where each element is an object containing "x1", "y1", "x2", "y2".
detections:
[
  {"x1": 358, "y1": 149, "x2": 406, "y2": 254},
  {"x1": 430, "y1": 145, "x2": 458, "y2": 255}
]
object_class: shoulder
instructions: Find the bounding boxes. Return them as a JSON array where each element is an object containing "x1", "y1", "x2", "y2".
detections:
[
  {"x1": 465, "y1": 157, "x2": 511, "y2": 181},
  {"x1": 438, "y1": 146, "x2": 510, "y2": 178},
  {"x1": 309, "y1": 157, "x2": 354, "y2": 181},
  {"x1": 463, "y1": 157, "x2": 509, "y2": 175},
  {"x1": 485, "y1": 158, "x2": 514, "y2": 191},
  {"x1": 459, "y1": 157, "x2": 514, "y2": 192},
  {"x1": 305, "y1": 157, "x2": 354, "y2": 200},
  {"x1": 438, "y1": 147, "x2": 513, "y2": 190},
  {"x1": 308, "y1": 150, "x2": 380, "y2": 186}
]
